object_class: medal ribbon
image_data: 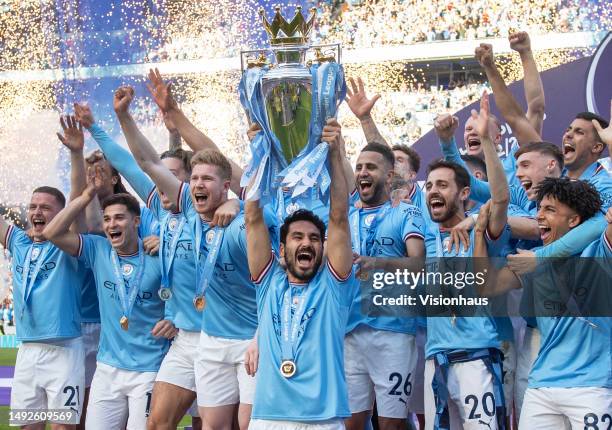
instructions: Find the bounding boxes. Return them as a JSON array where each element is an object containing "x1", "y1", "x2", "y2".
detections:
[
  {"x1": 194, "y1": 220, "x2": 225, "y2": 299},
  {"x1": 110, "y1": 241, "x2": 145, "y2": 320},
  {"x1": 280, "y1": 283, "x2": 311, "y2": 362},
  {"x1": 21, "y1": 242, "x2": 51, "y2": 312},
  {"x1": 159, "y1": 214, "x2": 187, "y2": 289},
  {"x1": 239, "y1": 66, "x2": 283, "y2": 206}
]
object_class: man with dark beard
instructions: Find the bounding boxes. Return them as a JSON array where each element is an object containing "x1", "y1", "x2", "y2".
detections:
[
  {"x1": 344, "y1": 141, "x2": 426, "y2": 430},
  {"x1": 423, "y1": 93, "x2": 510, "y2": 429},
  {"x1": 245, "y1": 118, "x2": 354, "y2": 430}
]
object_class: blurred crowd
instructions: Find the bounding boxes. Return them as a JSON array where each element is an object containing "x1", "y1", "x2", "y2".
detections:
[
  {"x1": 146, "y1": 0, "x2": 606, "y2": 62},
  {"x1": 312, "y1": 0, "x2": 603, "y2": 48}
]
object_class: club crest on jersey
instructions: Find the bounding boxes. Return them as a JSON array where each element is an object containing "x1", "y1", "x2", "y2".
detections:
[
  {"x1": 365, "y1": 214, "x2": 376, "y2": 227},
  {"x1": 168, "y1": 217, "x2": 179, "y2": 231},
  {"x1": 442, "y1": 238, "x2": 451, "y2": 252},
  {"x1": 206, "y1": 230, "x2": 215, "y2": 244},
  {"x1": 286, "y1": 202, "x2": 300, "y2": 215},
  {"x1": 122, "y1": 264, "x2": 134, "y2": 276},
  {"x1": 31, "y1": 247, "x2": 41, "y2": 260}
]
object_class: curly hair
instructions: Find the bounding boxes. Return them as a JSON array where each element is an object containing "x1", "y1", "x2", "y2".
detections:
[{"x1": 535, "y1": 177, "x2": 601, "y2": 221}]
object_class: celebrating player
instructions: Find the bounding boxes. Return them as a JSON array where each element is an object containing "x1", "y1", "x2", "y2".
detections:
[
  {"x1": 43, "y1": 165, "x2": 174, "y2": 429},
  {"x1": 245, "y1": 118, "x2": 354, "y2": 430}
]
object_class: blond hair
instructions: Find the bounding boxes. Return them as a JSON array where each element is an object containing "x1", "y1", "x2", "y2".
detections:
[{"x1": 190, "y1": 149, "x2": 232, "y2": 181}]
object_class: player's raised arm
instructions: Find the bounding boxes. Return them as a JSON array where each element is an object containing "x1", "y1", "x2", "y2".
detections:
[
  {"x1": 592, "y1": 99, "x2": 612, "y2": 157},
  {"x1": 322, "y1": 119, "x2": 352, "y2": 279},
  {"x1": 56, "y1": 114, "x2": 88, "y2": 234},
  {"x1": 113, "y1": 86, "x2": 182, "y2": 206},
  {"x1": 346, "y1": 76, "x2": 386, "y2": 146},
  {"x1": 147, "y1": 68, "x2": 243, "y2": 195},
  {"x1": 43, "y1": 167, "x2": 101, "y2": 256},
  {"x1": 245, "y1": 198, "x2": 273, "y2": 282},
  {"x1": 474, "y1": 91, "x2": 510, "y2": 237},
  {"x1": 475, "y1": 43, "x2": 541, "y2": 146},
  {"x1": 163, "y1": 112, "x2": 182, "y2": 151},
  {"x1": 75, "y1": 102, "x2": 154, "y2": 203},
  {"x1": 473, "y1": 201, "x2": 522, "y2": 296},
  {"x1": 509, "y1": 31, "x2": 545, "y2": 135}
]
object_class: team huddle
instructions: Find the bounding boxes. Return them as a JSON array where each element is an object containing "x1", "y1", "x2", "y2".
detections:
[{"x1": 1, "y1": 32, "x2": 611, "y2": 430}]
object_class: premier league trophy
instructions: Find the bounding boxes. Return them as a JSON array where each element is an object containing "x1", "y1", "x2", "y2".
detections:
[{"x1": 239, "y1": 6, "x2": 345, "y2": 206}]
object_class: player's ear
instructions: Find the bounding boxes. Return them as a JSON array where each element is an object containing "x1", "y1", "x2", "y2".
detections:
[
  {"x1": 459, "y1": 186, "x2": 470, "y2": 202},
  {"x1": 279, "y1": 242, "x2": 286, "y2": 259},
  {"x1": 568, "y1": 213, "x2": 581, "y2": 229},
  {"x1": 133, "y1": 215, "x2": 141, "y2": 229}
]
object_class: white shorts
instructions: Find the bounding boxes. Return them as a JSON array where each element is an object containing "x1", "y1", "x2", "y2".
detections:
[
  {"x1": 85, "y1": 362, "x2": 156, "y2": 430},
  {"x1": 156, "y1": 329, "x2": 200, "y2": 392},
  {"x1": 82, "y1": 322, "x2": 101, "y2": 388},
  {"x1": 499, "y1": 340, "x2": 516, "y2": 416},
  {"x1": 424, "y1": 358, "x2": 501, "y2": 430},
  {"x1": 407, "y1": 325, "x2": 426, "y2": 414},
  {"x1": 515, "y1": 326, "x2": 540, "y2": 420},
  {"x1": 344, "y1": 326, "x2": 417, "y2": 418},
  {"x1": 249, "y1": 419, "x2": 345, "y2": 430},
  {"x1": 519, "y1": 387, "x2": 612, "y2": 430},
  {"x1": 195, "y1": 331, "x2": 255, "y2": 407},
  {"x1": 10, "y1": 338, "x2": 85, "y2": 425}
]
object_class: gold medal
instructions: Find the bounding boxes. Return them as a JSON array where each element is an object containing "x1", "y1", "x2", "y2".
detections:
[
  {"x1": 358, "y1": 271, "x2": 369, "y2": 281},
  {"x1": 120, "y1": 316, "x2": 129, "y2": 331},
  {"x1": 280, "y1": 360, "x2": 297, "y2": 378},
  {"x1": 193, "y1": 295, "x2": 206, "y2": 312}
]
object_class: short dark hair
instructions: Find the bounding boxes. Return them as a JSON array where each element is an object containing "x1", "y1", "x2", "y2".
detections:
[
  {"x1": 111, "y1": 168, "x2": 128, "y2": 194},
  {"x1": 161, "y1": 148, "x2": 194, "y2": 176},
  {"x1": 535, "y1": 177, "x2": 601, "y2": 222},
  {"x1": 101, "y1": 193, "x2": 141, "y2": 217},
  {"x1": 515, "y1": 142, "x2": 564, "y2": 171},
  {"x1": 361, "y1": 142, "x2": 395, "y2": 168},
  {"x1": 427, "y1": 159, "x2": 470, "y2": 190},
  {"x1": 461, "y1": 154, "x2": 487, "y2": 177},
  {"x1": 575, "y1": 112, "x2": 609, "y2": 150},
  {"x1": 280, "y1": 209, "x2": 326, "y2": 246},
  {"x1": 391, "y1": 144, "x2": 421, "y2": 173},
  {"x1": 575, "y1": 112, "x2": 609, "y2": 133},
  {"x1": 32, "y1": 186, "x2": 66, "y2": 208}
]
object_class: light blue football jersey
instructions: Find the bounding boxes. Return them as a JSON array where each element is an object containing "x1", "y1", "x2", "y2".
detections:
[
  {"x1": 78, "y1": 234, "x2": 168, "y2": 371},
  {"x1": 424, "y1": 224, "x2": 510, "y2": 357},
  {"x1": 252, "y1": 257, "x2": 353, "y2": 421},
  {"x1": 572, "y1": 161, "x2": 612, "y2": 211},
  {"x1": 526, "y1": 235, "x2": 612, "y2": 388},
  {"x1": 147, "y1": 188, "x2": 200, "y2": 332},
  {"x1": 346, "y1": 202, "x2": 425, "y2": 334},
  {"x1": 180, "y1": 184, "x2": 278, "y2": 339},
  {"x1": 5, "y1": 226, "x2": 83, "y2": 342}
]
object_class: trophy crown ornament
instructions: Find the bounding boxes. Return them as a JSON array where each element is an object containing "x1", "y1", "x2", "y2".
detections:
[{"x1": 259, "y1": 6, "x2": 317, "y2": 46}]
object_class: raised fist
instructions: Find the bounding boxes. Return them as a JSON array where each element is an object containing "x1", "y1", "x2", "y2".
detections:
[
  {"x1": 475, "y1": 43, "x2": 495, "y2": 68},
  {"x1": 509, "y1": 31, "x2": 531, "y2": 54},
  {"x1": 113, "y1": 86, "x2": 135, "y2": 114},
  {"x1": 434, "y1": 113, "x2": 459, "y2": 142}
]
